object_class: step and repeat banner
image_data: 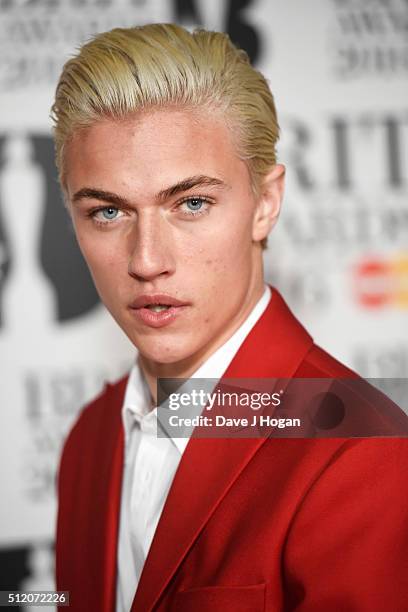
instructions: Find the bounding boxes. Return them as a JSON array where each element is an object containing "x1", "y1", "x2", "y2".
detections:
[{"x1": 0, "y1": 0, "x2": 407, "y2": 604}]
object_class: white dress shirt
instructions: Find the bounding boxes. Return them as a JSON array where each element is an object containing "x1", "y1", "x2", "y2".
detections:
[{"x1": 116, "y1": 285, "x2": 272, "y2": 612}]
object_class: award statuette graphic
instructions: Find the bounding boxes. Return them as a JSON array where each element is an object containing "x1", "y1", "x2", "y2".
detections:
[
  {"x1": 0, "y1": 132, "x2": 135, "y2": 548},
  {"x1": 1, "y1": 134, "x2": 56, "y2": 333}
]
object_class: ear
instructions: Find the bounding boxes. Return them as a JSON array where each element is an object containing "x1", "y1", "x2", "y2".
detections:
[{"x1": 252, "y1": 164, "x2": 285, "y2": 243}]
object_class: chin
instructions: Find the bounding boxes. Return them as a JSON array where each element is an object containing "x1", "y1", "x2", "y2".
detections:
[{"x1": 131, "y1": 335, "x2": 197, "y2": 367}]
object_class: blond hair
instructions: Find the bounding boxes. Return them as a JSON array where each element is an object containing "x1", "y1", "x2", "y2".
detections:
[{"x1": 51, "y1": 23, "x2": 280, "y2": 246}]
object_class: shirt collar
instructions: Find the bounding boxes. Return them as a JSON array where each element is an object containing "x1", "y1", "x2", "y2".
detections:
[
  {"x1": 122, "y1": 364, "x2": 155, "y2": 446},
  {"x1": 122, "y1": 285, "x2": 272, "y2": 454}
]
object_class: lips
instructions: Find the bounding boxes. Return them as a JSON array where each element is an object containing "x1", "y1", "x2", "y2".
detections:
[
  {"x1": 129, "y1": 294, "x2": 189, "y2": 309},
  {"x1": 128, "y1": 294, "x2": 190, "y2": 329}
]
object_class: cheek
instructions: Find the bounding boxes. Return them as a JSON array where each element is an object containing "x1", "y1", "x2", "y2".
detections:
[
  {"x1": 77, "y1": 231, "x2": 120, "y2": 269},
  {"x1": 77, "y1": 237, "x2": 126, "y2": 296},
  {"x1": 200, "y1": 255, "x2": 242, "y2": 301},
  {"x1": 202, "y1": 238, "x2": 250, "y2": 277}
]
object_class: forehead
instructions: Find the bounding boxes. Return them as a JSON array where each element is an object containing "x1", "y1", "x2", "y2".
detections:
[{"x1": 64, "y1": 108, "x2": 249, "y2": 197}]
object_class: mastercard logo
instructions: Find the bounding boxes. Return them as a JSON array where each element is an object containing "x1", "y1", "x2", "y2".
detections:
[{"x1": 353, "y1": 255, "x2": 408, "y2": 309}]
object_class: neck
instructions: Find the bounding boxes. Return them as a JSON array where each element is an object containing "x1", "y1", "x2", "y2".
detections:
[{"x1": 139, "y1": 277, "x2": 266, "y2": 405}]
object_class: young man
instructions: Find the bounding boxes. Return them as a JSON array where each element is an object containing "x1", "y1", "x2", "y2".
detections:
[{"x1": 52, "y1": 24, "x2": 408, "y2": 611}]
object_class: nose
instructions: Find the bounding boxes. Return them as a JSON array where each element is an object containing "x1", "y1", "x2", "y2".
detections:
[{"x1": 127, "y1": 211, "x2": 175, "y2": 281}]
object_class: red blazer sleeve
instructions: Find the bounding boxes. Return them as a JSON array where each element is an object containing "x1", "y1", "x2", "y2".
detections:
[{"x1": 283, "y1": 438, "x2": 408, "y2": 610}]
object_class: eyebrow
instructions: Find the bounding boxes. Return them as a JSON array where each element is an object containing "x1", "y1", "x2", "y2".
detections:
[
  {"x1": 71, "y1": 175, "x2": 228, "y2": 207},
  {"x1": 156, "y1": 175, "x2": 228, "y2": 201}
]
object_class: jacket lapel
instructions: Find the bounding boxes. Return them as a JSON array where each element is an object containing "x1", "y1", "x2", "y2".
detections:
[
  {"x1": 131, "y1": 287, "x2": 314, "y2": 611},
  {"x1": 97, "y1": 378, "x2": 127, "y2": 612}
]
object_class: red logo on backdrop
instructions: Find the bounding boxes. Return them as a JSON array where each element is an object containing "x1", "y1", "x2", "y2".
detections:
[{"x1": 353, "y1": 255, "x2": 408, "y2": 309}]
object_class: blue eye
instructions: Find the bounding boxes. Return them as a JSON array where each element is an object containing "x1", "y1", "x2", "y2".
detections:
[
  {"x1": 101, "y1": 207, "x2": 118, "y2": 220},
  {"x1": 186, "y1": 198, "x2": 204, "y2": 211},
  {"x1": 179, "y1": 197, "x2": 212, "y2": 217},
  {"x1": 90, "y1": 206, "x2": 121, "y2": 225}
]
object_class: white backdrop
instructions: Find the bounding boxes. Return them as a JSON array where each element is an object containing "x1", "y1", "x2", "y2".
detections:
[{"x1": 0, "y1": 0, "x2": 407, "y2": 599}]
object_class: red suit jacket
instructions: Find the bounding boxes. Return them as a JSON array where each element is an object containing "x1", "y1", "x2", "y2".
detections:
[{"x1": 56, "y1": 288, "x2": 408, "y2": 611}]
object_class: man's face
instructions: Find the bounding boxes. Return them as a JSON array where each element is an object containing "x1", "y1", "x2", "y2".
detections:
[{"x1": 64, "y1": 108, "x2": 272, "y2": 368}]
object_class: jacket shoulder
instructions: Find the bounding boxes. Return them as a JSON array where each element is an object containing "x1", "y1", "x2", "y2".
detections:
[
  {"x1": 294, "y1": 344, "x2": 408, "y2": 436},
  {"x1": 296, "y1": 344, "x2": 359, "y2": 378},
  {"x1": 59, "y1": 373, "x2": 128, "y2": 472},
  {"x1": 69, "y1": 373, "x2": 127, "y2": 433}
]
